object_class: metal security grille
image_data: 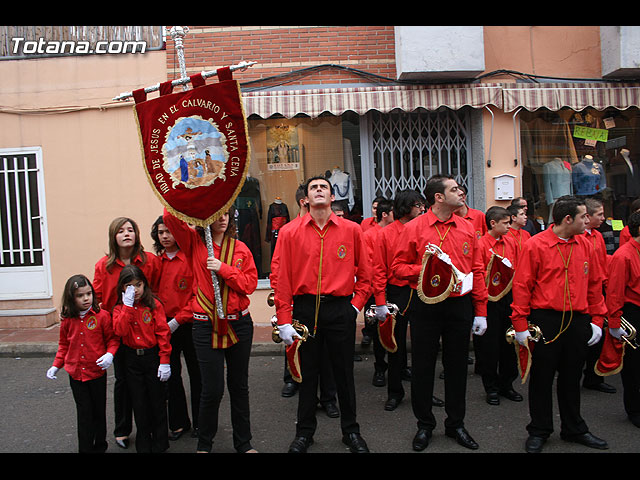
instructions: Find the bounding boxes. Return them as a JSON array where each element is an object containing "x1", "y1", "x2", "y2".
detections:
[
  {"x1": 367, "y1": 107, "x2": 473, "y2": 205},
  {"x1": 0, "y1": 152, "x2": 44, "y2": 267}
]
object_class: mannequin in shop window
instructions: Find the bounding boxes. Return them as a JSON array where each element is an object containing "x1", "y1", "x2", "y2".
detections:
[
  {"x1": 328, "y1": 167, "x2": 355, "y2": 213},
  {"x1": 572, "y1": 155, "x2": 606, "y2": 196},
  {"x1": 266, "y1": 197, "x2": 290, "y2": 258},
  {"x1": 235, "y1": 177, "x2": 263, "y2": 277},
  {"x1": 617, "y1": 148, "x2": 640, "y2": 198},
  {"x1": 543, "y1": 157, "x2": 573, "y2": 205}
]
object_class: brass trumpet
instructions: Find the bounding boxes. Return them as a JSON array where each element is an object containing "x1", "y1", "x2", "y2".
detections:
[
  {"x1": 364, "y1": 303, "x2": 400, "y2": 325},
  {"x1": 267, "y1": 290, "x2": 275, "y2": 307},
  {"x1": 619, "y1": 317, "x2": 638, "y2": 350},
  {"x1": 505, "y1": 324, "x2": 543, "y2": 344},
  {"x1": 270, "y1": 315, "x2": 310, "y2": 343}
]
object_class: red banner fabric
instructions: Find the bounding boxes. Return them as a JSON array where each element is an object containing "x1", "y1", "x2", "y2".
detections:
[{"x1": 134, "y1": 76, "x2": 250, "y2": 227}]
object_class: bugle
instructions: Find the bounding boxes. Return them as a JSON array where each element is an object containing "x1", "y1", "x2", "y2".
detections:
[
  {"x1": 270, "y1": 315, "x2": 310, "y2": 343},
  {"x1": 267, "y1": 290, "x2": 275, "y2": 307},
  {"x1": 619, "y1": 317, "x2": 638, "y2": 350},
  {"x1": 505, "y1": 324, "x2": 543, "y2": 344},
  {"x1": 364, "y1": 303, "x2": 399, "y2": 325}
]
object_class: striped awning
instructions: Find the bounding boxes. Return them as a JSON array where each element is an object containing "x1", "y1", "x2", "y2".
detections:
[
  {"x1": 502, "y1": 82, "x2": 640, "y2": 113},
  {"x1": 242, "y1": 83, "x2": 503, "y2": 118}
]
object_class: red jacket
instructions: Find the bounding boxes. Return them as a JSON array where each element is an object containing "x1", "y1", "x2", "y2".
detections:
[
  {"x1": 113, "y1": 299, "x2": 172, "y2": 364},
  {"x1": 391, "y1": 208, "x2": 488, "y2": 317},
  {"x1": 157, "y1": 249, "x2": 194, "y2": 325},
  {"x1": 510, "y1": 227, "x2": 607, "y2": 332},
  {"x1": 606, "y1": 239, "x2": 640, "y2": 329},
  {"x1": 162, "y1": 208, "x2": 257, "y2": 320},
  {"x1": 53, "y1": 308, "x2": 120, "y2": 382},
  {"x1": 274, "y1": 212, "x2": 372, "y2": 325},
  {"x1": 507, "y1": 227, "x2": 531, "y2": 253},
  {"x1": 93, "y1": 253, "x2": 161, "y2": 313},
  {"x1": 372, "y1": 219, "x2": 411, "y2": 305}
]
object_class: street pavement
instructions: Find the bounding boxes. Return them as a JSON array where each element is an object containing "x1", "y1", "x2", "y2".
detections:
[{"x1": 1, "y1": 347, "x2": 638, "y2": 455}]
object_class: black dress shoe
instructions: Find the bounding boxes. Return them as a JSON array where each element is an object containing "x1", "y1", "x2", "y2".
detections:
[
  {"x1": 432, "y1": 395, "x2": 445, "y2": 407},
  {"x1": 583, "y1": 382, "x2": 617, "y2": 394},
  {"x1": 288, "y1": 436, "x2": 314, "y2": 453},
  {"x1": 445, "y1": 427, "x2": 479, "y2": 450},
  {"x1": 562, "y1": 432, "x2": 609, "y2": 450},
  {"x1": 372, "y1": 370, "x2": 386, "y2": 387},
  {"x1": 321, "y1": 402, "x2": 340, "y2": 418},
  {"x1": 384, "y1": 397, "x2": 402, "y2": 411},
  {"x1": 499, "y1": 388, "x2": 523, "y2": 402},
  {"x1": 525, "y1": 435, "x2": 546, "y2": 453},
  {"x1": 115, "y1": 437, "x2": 129, "y2": 449},
  {"x1": 169, "y1": 426, "x2": 190, "y2": 441},
  {"x1": 342, "y1": 433, "x2": 370, "y2": 453},
  {"x1": 281, "y1": 382, "x2": 298, "y2": 397},
  {"x1": 412, "y1": 429, "x2": 431, "y2": 451},
  {"x1": 361, "y1": 334, "x2": 372, "y2": 346},
  {"x1": 486, "y1": 392, "x2": 500, "y2": 405}
]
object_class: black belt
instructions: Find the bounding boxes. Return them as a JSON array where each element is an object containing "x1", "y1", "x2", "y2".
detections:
[
  {"x1": 122, "y1": 344, "x2": 159, "y2": 356},
  {"x1": 294, "y1": 294, "x2": 351, "y2": 303}
]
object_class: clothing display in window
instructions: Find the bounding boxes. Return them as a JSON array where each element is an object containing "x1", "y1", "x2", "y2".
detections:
[
  {"x1": 616, "y1": 148, "x2": 640, "y2": 198},
  {"x1": 234, "y1": 176, "x2": 263, "y2": 277},
  {"x1": 328, "y1": 167, "x2": 355, "y2": 211},
  {"x1": 572, "y1": 155, "x2": 606, "y2": 196},
  {"x1": 543, "y1": 157, "x2": 573, "y2": 205},
  {"x1": 266, "y1": 199, "x2": 290, "y2": 258}
]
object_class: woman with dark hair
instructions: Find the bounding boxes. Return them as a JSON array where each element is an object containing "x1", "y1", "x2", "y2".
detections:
[
  {"x1": 162, "y1": 206, "x2": 259, "y2": 454},
  {"x1": 93, "y1": 216, "x2": 161, "y2": 449}
]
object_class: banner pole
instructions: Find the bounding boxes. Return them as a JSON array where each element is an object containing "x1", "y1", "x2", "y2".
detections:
[{"x1": 170, "y1": 26, "x2": 226, "y2": 320}]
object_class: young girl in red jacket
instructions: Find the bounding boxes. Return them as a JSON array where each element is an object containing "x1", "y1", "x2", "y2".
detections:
[
  {"x1": 112, "y1": 264, "x2": 172, "y2": 453},
  {"x1": 46, "y1": 274, "x2": 120, "y2": 453}
]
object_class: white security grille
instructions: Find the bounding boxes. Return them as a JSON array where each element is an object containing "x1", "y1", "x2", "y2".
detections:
[
  {"x1": 367, "y1": 107, "x2": 473, "y2": 205},
  {"x1": 0, "y1": 152, "x2": 44, "y2": 267}
]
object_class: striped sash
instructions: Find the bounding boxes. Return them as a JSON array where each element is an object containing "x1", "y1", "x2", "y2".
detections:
[{"x1": 196, "y1": 235, "x2": 239, "y2": 349}]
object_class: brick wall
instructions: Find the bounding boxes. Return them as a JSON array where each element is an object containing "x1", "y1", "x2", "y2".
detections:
[{"x1": 166, "y1": 26, "x2": 397, "y2": 87}]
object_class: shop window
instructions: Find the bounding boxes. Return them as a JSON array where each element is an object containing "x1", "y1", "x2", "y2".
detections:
[
  {"x1": 519, "y1": 106, "x2": 640, "y2": 251},
  {"x1": 239, "y1": 113, "x2": 362, "y2": 279}
]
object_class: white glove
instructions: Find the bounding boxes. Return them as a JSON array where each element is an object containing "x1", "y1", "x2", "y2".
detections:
[
  {"x1": 122, "y1": 285, "x2": 135, "y2": 307},
  {"x1": 278, "y1": 323, "x2": 301, "y2": 346},
  {"x1": 46, "y1": 366, "x2": 59, "y2": 380},
  {"x1": 608, "y1": 327, "x2": 628, "y2": 340},
  {"x1": 515, "y1": 330, "x2": 532, "y2": 346},
  {"x1": 157, "y1": 364, "x2": 171, "y2": 382},
  {"x1": 472, "y1": 316, "x2": 487, "y2": 336},
  {"x1": 501, "y1": 257, "x2": 513, "y2": 268},
  {"x1": 439, "y1": 252, "x2": 452, "y2": 265},
  {"x1": 588, "y1": 323, "x2": 602, "y2": 346},
  {"x1": 374, "y1": 305, "x2": 389, "y2": 321},
  {"x1": 167, "y1": 318, "x2": 180, "y2": 333},
  {"x1": 96, "y1": 352, "x2": 114, "y2": 370}
]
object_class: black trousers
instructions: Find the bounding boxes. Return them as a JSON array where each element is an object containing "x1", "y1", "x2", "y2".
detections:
[
  {"x1": 168, "y1": 322, "x2": 201, "y2": 432},
  {"x1": 526, "y1": 309, "x2": 592, "y2": 439},
  {"x1": 192, "y1": 314, "x2": 254, "y2": 453},
  {"x1": 292, "y1": 295, "x2": 359, "y2": 438},
  {"x1": 69, "y1": 373, "x2": 108, "y2": 453},
  {"x1": 472, "y1": 292, "x2": 518, "y2": 394},
  {"x1": 384, "y1": 284, "x2": 413, "y2": 400},
  {"x1": 620, "y1": 303, "x2": 640, "y2": 421},
  {"x1": 283, "y1": 347, "x2": 337, "y2": 405},
  {"x1": 112, "y1": 345, "x2": 133, "y2": 438},
  {"x1": 121, "y1": 345, "x2": 169, "y2": 453},
  {"x1": 410, "y1": 294, "x2": 473, "y2": 433}
]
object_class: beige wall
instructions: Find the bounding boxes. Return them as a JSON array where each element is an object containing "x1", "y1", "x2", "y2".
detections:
[{"x1": 0, "y1": 51, "x2": 168, "y2": 323}]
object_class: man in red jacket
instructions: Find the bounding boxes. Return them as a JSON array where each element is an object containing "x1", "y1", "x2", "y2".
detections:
[
  {"x1": 510, "y1": 195, "x2": 609, "y2": 453},
  {"x1": 274, "y1": 175, "x2": 372, "y2": 453}
]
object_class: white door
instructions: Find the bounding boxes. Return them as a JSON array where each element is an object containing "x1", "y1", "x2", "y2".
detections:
[{"x1": 0, "y1": 147, "x2": 52, "y2": 300}]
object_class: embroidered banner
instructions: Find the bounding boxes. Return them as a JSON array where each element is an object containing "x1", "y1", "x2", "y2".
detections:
[{"x1": 133, "y1": 68, "x2": 250, "y2": 227}]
